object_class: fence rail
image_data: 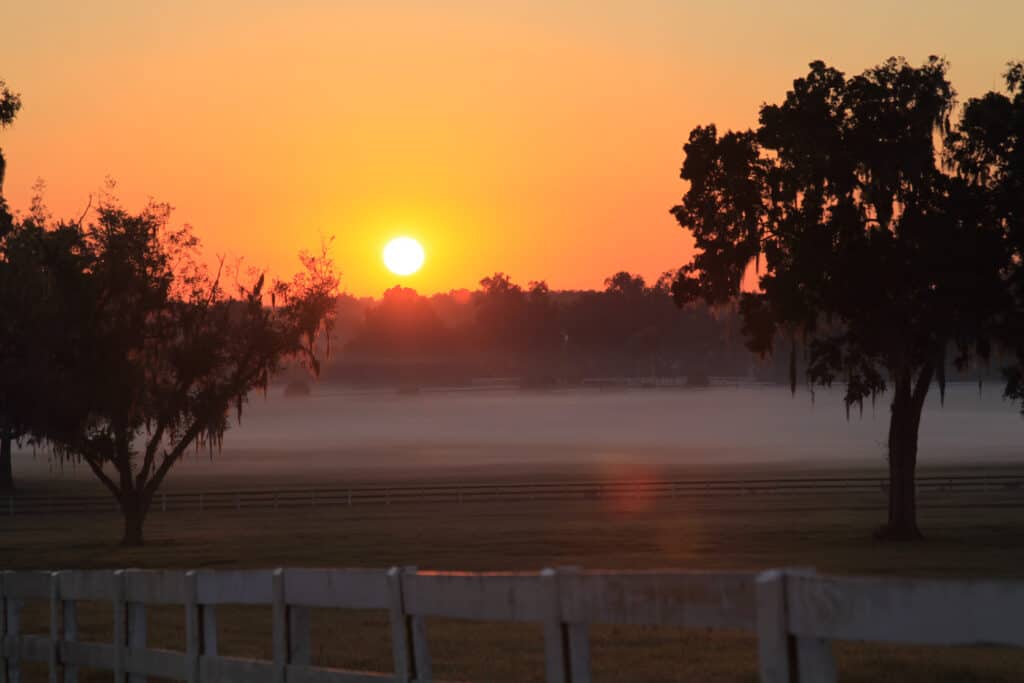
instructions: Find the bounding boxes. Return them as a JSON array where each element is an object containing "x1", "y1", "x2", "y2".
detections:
[
  {"x1": 6, "y1": 473, "x2": 1024, "y2": 516},
  {"x1": 2, "y1": 566, "x2": 1023, "y2": 682}
]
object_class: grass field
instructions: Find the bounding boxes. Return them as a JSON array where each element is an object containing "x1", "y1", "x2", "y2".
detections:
[{"x1": 5, "y1": 475, "x2": 1024, "y2": 682}]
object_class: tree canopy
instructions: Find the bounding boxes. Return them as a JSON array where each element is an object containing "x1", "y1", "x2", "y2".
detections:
[
  {"x1": 0, "y1": 78, "x2": 24, "y2": 489},
  {"x1": 1, "y1": 188, "x2": 340, "y2": 543},
  {"x1": 671, "y1": 57, "x2": 1021, "y2": 539},
  {"x1": 949, "y1": 62, "x2": 1024, "y2": 400}
]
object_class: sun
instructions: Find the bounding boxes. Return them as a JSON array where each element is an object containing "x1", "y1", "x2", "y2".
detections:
[{"x1": 383, "y1": 236, "x2": 425, "y2": 276}]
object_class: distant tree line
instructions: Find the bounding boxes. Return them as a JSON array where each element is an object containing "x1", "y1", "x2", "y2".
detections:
[
  {"x1": 308, "y1": 270, "x2": 1012, "y2": 391},
  {"x1": 316, "y1": 273, "x2": 758, "y2": 387}
]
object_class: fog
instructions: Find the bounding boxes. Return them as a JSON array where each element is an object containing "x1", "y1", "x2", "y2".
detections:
[
  {"x1": 238, "y1": 381, "x2": 1021, "y2": 458},
  {"x1": 17, "y1": 382, "x2": 1023, "y2": 484}
]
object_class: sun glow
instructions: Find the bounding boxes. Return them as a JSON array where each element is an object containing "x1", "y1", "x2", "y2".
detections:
[{"x1": 383, "y1": 236, "x2": 426, "y2": 276}]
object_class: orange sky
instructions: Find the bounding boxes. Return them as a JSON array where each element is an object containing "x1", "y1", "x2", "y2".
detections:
[{"x1": 1, "y1": 1, "x2": 1021, "y2": 296}]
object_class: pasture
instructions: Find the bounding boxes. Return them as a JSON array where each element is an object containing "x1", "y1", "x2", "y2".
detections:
[
  {"x1": 5, "y1": 385, "x2": 1024, "y2": 680},
  {"x1": 5, "y1": 474, "x2": 1024, "y2": 682}
]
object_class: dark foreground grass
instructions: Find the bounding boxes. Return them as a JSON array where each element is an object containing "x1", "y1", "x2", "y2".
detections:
[{"x1": 5, "y1": 489, "x2": 1024, "y2": 681}]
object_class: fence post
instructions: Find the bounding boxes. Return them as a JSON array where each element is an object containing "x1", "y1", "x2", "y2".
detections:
[
  {"x1": 112, "y1": 570, "x2": 126, "y2": 683},
  {"x1": 405, "y1": 567, "x2": 431, "y2": 681},
  {"x1": 386, "y1": 567, "x2": 413, "y2": 683},
  {"x1": 788, "y1": 570, "x2": 837, "y2": 683},
  {"x1": 8, "y1": 597, "x2": 21, "y2": 683},
  {"x1": 541, "y1": 568, "x2": 569, "y2": 683},
  {"x1": 125, "y1": 571, "x2": 147, "y2": 683},
  {"x1": 272, "y1": 570, "x2": 287, "y2": 683},
  {"x1": 288, "y1": 592, "x2": 311, "y2": 666},
  {"x1": 200, "y1": 603, "x2": 217, "y2": 657},
  {"x1": 558, "y1": 567, "x2": 592, "y2": 683},
  {"x1": 60, "y1": 573, "x2": 78, "y2": 683},
  {"x1": 756, "y1": 569, "x2": 801, "y2": 683},
  {"x1": 48, "y1": 573, "x2": 59, "y2": 683},
  {"x1": 1, "y1": 572, "x2": 7, "y2": 683},
  {"x1": 184, "y1": 571, "x2": 200, "y2": 683},
  {"x1": 3, "y1": 571, "x2": 22, "y2": 683}
]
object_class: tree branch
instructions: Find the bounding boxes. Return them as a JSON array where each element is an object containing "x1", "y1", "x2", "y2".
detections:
[{"x1": 81, "y1": 452, "x2": 121, "y2": 501}]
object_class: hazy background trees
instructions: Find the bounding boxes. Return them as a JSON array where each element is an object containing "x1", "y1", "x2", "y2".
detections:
[{"x1": 319, "y1": 271, "x2": 758, "y2": 388}]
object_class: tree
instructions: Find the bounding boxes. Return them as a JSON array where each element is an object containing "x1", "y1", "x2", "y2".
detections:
[
  {"x1": 0, "y1": 79, "x2": 21, "y2": 235},
  {"x1": 34, "y1": 196, "x2": 339, "y2": 545},
  {"x1": 949, "y1": 63, "x2": 1024, "y2": 400},
  {"x1": 474, "y1": 273, "x2": 528, "y2": 353},
  {"x1": 0, "y1": 78, "x2": 23, "y2": 489},
  {"x1": 346, "y1": 285, "x2": 453, "y2": 356},
  {"x1": 671, "y1": 57, "x2": 1013, "y2": 539}
]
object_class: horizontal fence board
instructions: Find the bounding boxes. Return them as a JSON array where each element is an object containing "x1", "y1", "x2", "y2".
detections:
[
  {"x1": 402, "y1": 572, "x2": 547, "y2": 622},
  {"x1": 284, "y1": 569, "x2": 390, "y2": 609},
  {"x1": 195, "y1": 570, "x2": 274, "y2": 605},
  {"x1": 560, "y1": 571, "x2": 757, "y2": 629},
  {"x1": 286, "y1": 664, "x2": 396, "y2": 683},
  {"x1": 58, "y1": 570, "x2": 117, "y2": 601},
  {"x1": 3, "y1": 571, "x2": 52, "y2": 599},
  {"x1": 3, "y1": 633, "x2": 51, "y2": 662},
  {"x1": 123, "y1": 570, "x2": 188, "y2": 604},
  {"x1": 199, "y1": 654, "x2": 277, "y2": 683},
  {"x1": 124, "y1": 646, "x2": 190, "y2": 679},
  {"x1": 788, "y1": 574, "x2": 1024, "y2": 646},
  {"x1": 60, "y1": 640, "x2": 114, "y2": 669}
]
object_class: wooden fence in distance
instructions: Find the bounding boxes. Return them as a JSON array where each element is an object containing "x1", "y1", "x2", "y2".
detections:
[
  {"x1": 7, "y1": 473, "x2": 1024, "y2": 517},
  {"x1": 2, "y1": 566, "x2": 1023, "y2": 682}
]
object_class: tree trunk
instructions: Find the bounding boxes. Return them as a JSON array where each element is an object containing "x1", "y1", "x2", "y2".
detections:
[
  {"x1": 120, "y1": 492, "x2": 149, "y2": 546},
  {"x1": 0, "y1": 434, "x2": 13, "y2": 492},
  {"x1": 876, "y1": 367, "x2": 931, "y2": 541}
]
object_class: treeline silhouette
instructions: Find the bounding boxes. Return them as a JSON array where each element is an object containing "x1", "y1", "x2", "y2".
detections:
[
  {"x1": 317, "y1": 272, "x2": 748, "y2": 387},
  {"x1": 308, "y1": 272, "x2": 1006, "y2": 389}
]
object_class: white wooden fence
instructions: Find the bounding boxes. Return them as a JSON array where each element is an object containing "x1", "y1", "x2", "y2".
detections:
[{"x1": 2, "y1": 566, "x2": 1022, "y2": 682}]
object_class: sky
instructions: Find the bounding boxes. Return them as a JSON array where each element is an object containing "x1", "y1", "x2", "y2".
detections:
[{"x1": 1, "y1": 1, "x2": 1022, "y2": 297}]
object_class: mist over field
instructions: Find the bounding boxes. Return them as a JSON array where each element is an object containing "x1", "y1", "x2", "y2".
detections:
[{"x1": 18, "y1": 383, "x2": 1022, "y2": 485}]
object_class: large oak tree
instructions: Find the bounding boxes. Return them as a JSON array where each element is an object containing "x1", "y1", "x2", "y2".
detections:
[
  {"x1": 671, "y1": 57, "x2": 1015, "y2": 539},
  {"x1": 29, "y1": 195, "x2": 339, "y2": 545}
]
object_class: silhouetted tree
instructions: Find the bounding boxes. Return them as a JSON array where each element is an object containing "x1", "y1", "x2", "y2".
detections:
[
  {"x1": 671, "y1": 57, "x2": 1013, "y2": 539},
  {"x1": 949, "y1": 62, "x2": 1024, "y2": 400},
  {"x1": 474, "y1": 273, "x2": 528, "y2": 353},
  {"x1": 0, "y1": 80, "x2": 20, "y2": 234},
  {"x1": 34, "y1": 196, "x2": 339, "y2": 545},
  {"x1": 0, "y1": 78, "x2": 23, "y2": 489},
  {"x1": 347, "y1": 285, "x2": 453, "y2": 355},
  {"x1": 0, "y1": 216, "x2": 90, "y2": 492}
]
